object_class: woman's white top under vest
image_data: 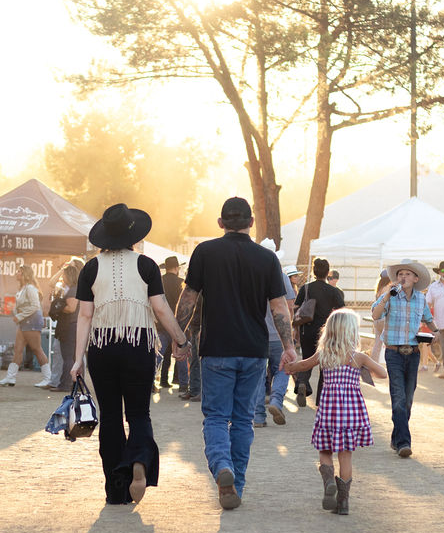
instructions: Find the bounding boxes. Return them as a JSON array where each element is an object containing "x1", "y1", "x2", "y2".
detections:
[{"x1": 90, "y1": 249, "x2": 158, "y2": 349}]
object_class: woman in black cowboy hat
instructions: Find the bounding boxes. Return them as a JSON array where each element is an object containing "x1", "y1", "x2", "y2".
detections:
[{"x1": 70, "y1": 203, "x2": 191, "y2": 505}]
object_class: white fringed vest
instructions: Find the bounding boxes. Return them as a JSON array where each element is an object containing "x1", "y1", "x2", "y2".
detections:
[{"x1": 90, "y1": 249, "x2": 158, "y2": 348}]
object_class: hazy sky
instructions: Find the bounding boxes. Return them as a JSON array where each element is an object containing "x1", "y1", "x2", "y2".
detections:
[{"x1": 1, "y1": 0, "x2": 443, "y2": 202}]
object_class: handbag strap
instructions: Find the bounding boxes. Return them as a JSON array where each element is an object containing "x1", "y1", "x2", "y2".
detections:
[
  {"x1": 303, "y1": 282, "x2": 310, "y2": 302},
  {"x1": 71, "y1": 375, "x2": 92, "y2": 397}
]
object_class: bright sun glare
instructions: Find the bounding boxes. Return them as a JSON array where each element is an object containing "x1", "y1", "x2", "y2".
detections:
[{"x1": 191, "y1": 0, "x2": 237, "y2": 9}]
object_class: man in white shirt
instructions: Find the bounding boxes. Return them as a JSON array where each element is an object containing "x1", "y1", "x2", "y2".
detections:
[{"x1": 426, "y1": 261, "x2": 444, "y2": 378}]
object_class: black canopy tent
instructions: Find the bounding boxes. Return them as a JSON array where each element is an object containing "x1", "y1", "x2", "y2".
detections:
[
  {"x1": 0, "y1": 178, "x2": 97, "y2": 255},
  {"x1": 0, "y1": 179, "x2": 97, "y2": 326}
]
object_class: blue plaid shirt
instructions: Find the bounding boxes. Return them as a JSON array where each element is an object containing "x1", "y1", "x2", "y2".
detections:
[{"x1": 372, "y1": 289, "x2": 433, "y2": 346}]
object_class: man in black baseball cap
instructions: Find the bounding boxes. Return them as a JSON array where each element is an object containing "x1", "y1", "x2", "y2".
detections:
[
  {"x1": 220, "y1": 197, "x2": 252, "y2": 230},
  {"x1": 174, "y1": 197, "x2": 297, "y2": 509}
]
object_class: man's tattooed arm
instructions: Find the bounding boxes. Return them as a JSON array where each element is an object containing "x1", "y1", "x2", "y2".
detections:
[
  {"x1": 270, "y1": 296, "x2": 298, "y2": 369},
  {"x1": 176, "y1": 285, "x2": 199, "y2": 331},
  {"x1": 270, "y1": 296, "x2": 293, "y2": 349}
]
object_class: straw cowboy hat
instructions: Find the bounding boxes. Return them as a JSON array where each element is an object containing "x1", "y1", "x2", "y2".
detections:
[
  {"x1": 89, "y1": 203, "x2": 152, "y2": 249},
  {"x1": 260, "y1": 238, "x2": 284, "y2": 260},
  {"x1": 386, "y1": 259, "x2": 431, "y2": 292}
]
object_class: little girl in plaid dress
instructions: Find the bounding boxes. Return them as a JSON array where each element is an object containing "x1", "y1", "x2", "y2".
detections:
[{"x1": 285, "y1": 308, "x2": 387, "y2": 515}]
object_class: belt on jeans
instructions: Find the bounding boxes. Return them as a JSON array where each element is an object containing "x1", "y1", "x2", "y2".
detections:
[{"x1": 386, "y1": 345, "x2": 419, "y2": 355}]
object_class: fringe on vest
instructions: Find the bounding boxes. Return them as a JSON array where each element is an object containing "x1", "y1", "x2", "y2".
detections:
[{"x1": 90, "y1": 299, "x2": 159, "y2": 349}]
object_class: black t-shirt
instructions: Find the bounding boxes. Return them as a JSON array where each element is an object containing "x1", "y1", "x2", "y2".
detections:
[
  {"x1": 185, "y1": 232, "x2": 286, "y2": 358},
  {"x1": 157, "y1": 272, "x2": 183, "y2": 332},
  {"x1": 55, "y1": 284, "x2": 79, "y2": 341},
  {"x1": 162, "y1": 272, "x2": 184, "y2": 311},
  {"x1": 76, "y1": 254, "x2": 164, "y2": 301},
  {"x1": 295, "y1": 279, "x2": 345, "y2": 335}
]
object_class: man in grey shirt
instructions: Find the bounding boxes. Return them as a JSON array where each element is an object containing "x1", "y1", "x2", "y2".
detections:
[{"x1": 254, "y1": 270, "x2": 295, "y2": 426}]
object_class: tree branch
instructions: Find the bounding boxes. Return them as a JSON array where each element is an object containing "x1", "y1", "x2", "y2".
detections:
[
  {"x1": 270, "y1": 84, "x2": 317, "y2": 149},
  {"x1": 332, "y1": 96, "x2": 444, "y2": 131}
]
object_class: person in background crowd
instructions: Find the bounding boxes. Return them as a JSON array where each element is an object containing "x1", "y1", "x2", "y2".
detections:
[
  {"x1": 370, "y1": 269, "x2": 391, "y2": 363},
  {"x1": 327, "y1": 270, "x2": 344, "y2": 300},
  {"x1": 253, "y1": 239, "x2": 295, "y2": 428},
  {"x1": 158, "y1": 256, "x2": 188, "y2": 392},
  {"x1": 283, "y1": 265, "x2": 303, "y2": 296},
  {"x1": 175, "y1": 197, "x2": 297, "y2": 510},
  {"x1": 294, "y1": 258, "x2": 345, "y2": 407},
  {"x1": 0, "y1": 265, "x2": 51, "y2": 387},
  {"x1": 372, "y1": 259, "x2": 440, "y2": 457},
  {"x1": 49, "y1": 265, "x2": 80, "y2": 392},
  {"x1": 71, "y1": 203, "x2": 190, "y2": 505},
  {"x1": 45, "y1": 257, "x2": 85, "y2": 389},
  {"x1": 426, "y1": 261, "x2": 444, "y2": 378},
  {"x1": 180, "y1": 293, "x2": 203, "y2": 402},
  {"x1": 283, "y1": 264, "x2": 303, "y2": 350}
]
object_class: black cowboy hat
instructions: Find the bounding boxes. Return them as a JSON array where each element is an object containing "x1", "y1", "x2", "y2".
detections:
[
  {"x1": 159, "y1": 256, "x2": 186, "y2": 269},
  {"x1": 89, "y1": 203, "x2": 152, "y2": 249}
]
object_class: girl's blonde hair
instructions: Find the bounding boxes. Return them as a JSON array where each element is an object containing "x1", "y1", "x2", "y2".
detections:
[{"x1": 317, "y1": 308, "x2": 360, "y2": 369}]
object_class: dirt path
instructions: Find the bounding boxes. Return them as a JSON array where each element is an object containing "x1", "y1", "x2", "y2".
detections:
[{"x1": 1, "y1": 366, "x2": 443, "y2": 533}]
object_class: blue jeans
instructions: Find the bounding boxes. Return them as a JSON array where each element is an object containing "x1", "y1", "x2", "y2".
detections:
[
  {"x1": 201, "y1": 356, "x2": 267, "y2": 498},
  {"x1": 254, "y1": 341, "x2": 289, "y2": 424},
  {"x1": 385, "y1": 348, "x2": 420, "y2": 450}
]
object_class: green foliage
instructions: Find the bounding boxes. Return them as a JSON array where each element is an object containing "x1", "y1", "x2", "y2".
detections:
[{"x1": 45, "y1": 105, "x2": 216, "y2": 245}]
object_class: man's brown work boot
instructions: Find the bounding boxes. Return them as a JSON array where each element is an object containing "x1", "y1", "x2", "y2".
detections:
[{"x1": 216, "y1": 468, "x2": 241, "y2": 510}]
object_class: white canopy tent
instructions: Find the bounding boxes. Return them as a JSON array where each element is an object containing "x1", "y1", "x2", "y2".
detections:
[
  {"x1": 281, "y1": 167, "x2": 444, "y2": 264},
  {"x1": 310, "y1": 197, "x2": 444, "y2": 266}
]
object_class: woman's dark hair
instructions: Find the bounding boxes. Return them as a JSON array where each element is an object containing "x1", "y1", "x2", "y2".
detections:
[
  {"x1": 312, "y1": 257, "x2": 330, "y2": 280},
  {"x1": 63, "y1": 265, "x2": 79, "y2": 287}
]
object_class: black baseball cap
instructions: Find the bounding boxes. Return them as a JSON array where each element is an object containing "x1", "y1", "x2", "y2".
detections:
[{"x1": 221, "y1": 197, "x2": 252, "y2": 228}]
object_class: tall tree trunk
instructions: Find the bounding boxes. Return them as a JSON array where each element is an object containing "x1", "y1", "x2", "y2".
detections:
[
  {"x1": 255, "y1": 135, "x2": 281, "y2": 246},
  {"x1": 228, "y1": 89, "x2": 280, "y2": 246},
  {"x1": 211, "y1": 39, "x2": 280, "y2": 246},
  {"x1": 297, "y1": 0, "x2": 332, "y2": 267},
  {"x1": 297, "y1": 118, "x2": 332, "y2": 267}
]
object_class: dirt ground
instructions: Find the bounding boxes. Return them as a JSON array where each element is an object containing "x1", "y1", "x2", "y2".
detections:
[{"x1": 1, "y1": 365, "x2": 443, "y2": 533}]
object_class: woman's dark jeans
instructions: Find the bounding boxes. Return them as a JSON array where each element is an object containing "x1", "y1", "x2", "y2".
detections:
[
  {"x1": 294, "y1": 331, "x2": 318, "y2": 398},
  {"x1": 58, "y1": 322, "x2": 77, "y2": 391},
  {"x1": 87, "y1": 330, "x2": 159, "y2": 504}
]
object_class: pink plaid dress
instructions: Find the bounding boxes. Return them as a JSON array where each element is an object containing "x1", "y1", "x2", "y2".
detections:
[{"x1": 312, "y1": 363, "x2": 373, "y2": 452}]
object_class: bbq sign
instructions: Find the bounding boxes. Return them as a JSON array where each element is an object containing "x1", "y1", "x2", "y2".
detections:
[{"x1": 0, "y1": 196, "x2": 49, "y2": 251}]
